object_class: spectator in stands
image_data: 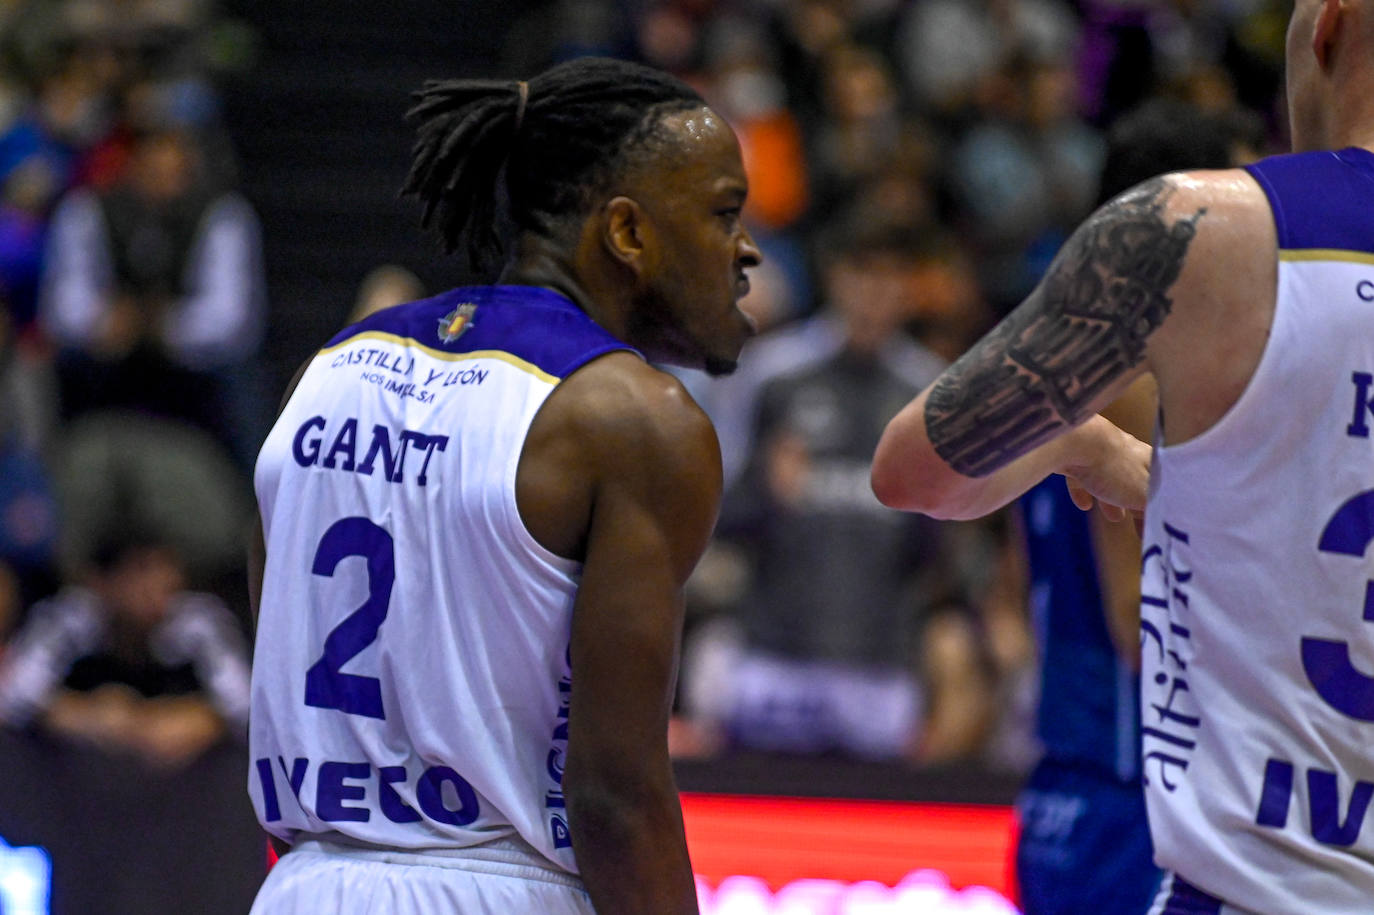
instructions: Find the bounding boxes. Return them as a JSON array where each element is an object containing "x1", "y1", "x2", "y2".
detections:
[
  {"x1": 683, "y1": 217, "x2": 944, "y2": 490},
  {"x1": 0, "y1": 307, "x2": 58, "y2": 617},
  {"x1": 701, "y1": 19, "x2": 809, "y2": 236},
  {"x1": 681, "y1": 221, "x2": 995, "y2": 762},
  {"x1": 0, "y1": 431, "x2": 57, "y2": 615},
  {"x1": 0, "y1": 156, "x2": 57, "y2": 332},
  {"x1": 39, "y1": 120, "x2": 266, "y2": 465},
  {"x1": 897, "y1": 0, "x2": 1079, "y2": 118},
  {"x1": 902, "y1": 231, "x2": 993, "y2": 364},
  {"x1": 948, "y1": 51, "x2": 1105, "y2": 311},
  {"x1": 807, "y1": 42, "x2": 906, "y2": 226},
  {"x1": 0, "y1": 529, "x2": 249, "y2": 771},
  {"x1": 0, "y1": 43, "x2": 115, "y2": 199}
]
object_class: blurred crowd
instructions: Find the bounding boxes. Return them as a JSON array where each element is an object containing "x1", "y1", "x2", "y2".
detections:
[
  {"x1": 0, "y1": 5, "x2": 270, "y2": 908},
  {"x1": 0, "y1": 0, "x2": 1290, "y2": 792},
  {"x1": 523, "y1": 0, "x2": 1282, "y2": 772},
  {"x1": 0, "y1": 0, "x2": 261, "y2": 768}
]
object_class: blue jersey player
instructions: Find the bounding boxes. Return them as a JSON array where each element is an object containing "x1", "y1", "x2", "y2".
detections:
[{"x1": 1016, "y1": 460, "x2": 1159, "y2": 914}]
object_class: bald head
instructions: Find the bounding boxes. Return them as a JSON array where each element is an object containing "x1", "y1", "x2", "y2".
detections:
[{"x1": 1286, "y1": 0, "x2": 1374, "y2": 151}]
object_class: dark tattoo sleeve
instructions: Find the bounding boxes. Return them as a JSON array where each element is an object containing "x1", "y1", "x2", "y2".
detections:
[{"x1": 925, "y1": 177, "x2": 1203, "y2": 477}]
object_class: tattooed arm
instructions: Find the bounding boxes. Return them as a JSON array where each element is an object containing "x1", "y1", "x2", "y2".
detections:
[{"x1": 872, "y1": 175, "x2": 1210, "y2": 519}]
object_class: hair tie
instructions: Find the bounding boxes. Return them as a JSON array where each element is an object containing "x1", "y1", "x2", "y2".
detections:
[{"x1": 514, "y1": 81, "x2": 529, "y2": 134}]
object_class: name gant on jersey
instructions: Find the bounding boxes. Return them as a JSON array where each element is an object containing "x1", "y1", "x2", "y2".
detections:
[{"x1": 292, "y1": 415, "x2": 449, "y2": 486}]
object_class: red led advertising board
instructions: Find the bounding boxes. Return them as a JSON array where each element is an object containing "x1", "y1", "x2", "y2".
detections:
[
  {"x1": 257, "y1": 792, "x2": 1023, "y2": 913},
  {"x1": 681, "y1": 793, "x2": 1021, "y2": 914}
]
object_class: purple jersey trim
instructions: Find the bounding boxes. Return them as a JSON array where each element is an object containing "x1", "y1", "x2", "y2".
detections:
[
  {"x1": 1244, "y1": 147, "x2": 1374, "y2": 254},
  {"x1": 324, "y1": 285, "x2": 637, "y2": 380}
]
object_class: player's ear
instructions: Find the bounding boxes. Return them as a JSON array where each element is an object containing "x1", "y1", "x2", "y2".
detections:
[
  {"x1": 602, "y1": 196, "x2": 654, "y2": 277},
  {"x1": 1312, "y1": 0, "x2": 1345, "y2": 69}
]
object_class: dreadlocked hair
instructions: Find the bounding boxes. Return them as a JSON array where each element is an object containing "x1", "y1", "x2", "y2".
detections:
[{"x1": 402, "y1": 57, "x2": 705, "y2": 277}]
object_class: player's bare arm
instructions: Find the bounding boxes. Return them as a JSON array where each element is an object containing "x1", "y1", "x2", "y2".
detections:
[
  {"x1": 872, "y1": 175, "x2": 1212, "y2": 520},
  {"x1": 518, "y1": 351, "x2": 713, "y2": 915},
  {"x1": 930, "y1": 177, "x2": 1198, "y2": 474}
]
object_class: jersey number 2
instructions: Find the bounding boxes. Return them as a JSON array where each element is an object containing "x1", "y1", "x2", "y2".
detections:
[{"x1": 305, "y1": 517, "x2": 394, "y2": 720}]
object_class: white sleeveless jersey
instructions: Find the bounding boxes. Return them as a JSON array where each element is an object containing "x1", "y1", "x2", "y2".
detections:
[
  {"x1": 249, "y1": 286, "x2": 632, "y2": 873},
  {"x1": 1140, "y1": 148, "x2": 1374, "y2": 912}
]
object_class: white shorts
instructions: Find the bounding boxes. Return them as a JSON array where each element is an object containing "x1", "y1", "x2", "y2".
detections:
[{"x1": 250, "y1": 837, "x2": 595, "y2": 915}]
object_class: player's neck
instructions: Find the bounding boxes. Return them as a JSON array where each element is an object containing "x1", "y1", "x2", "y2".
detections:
[
  {"x1": 499, "y1": 234, "x2": 632, "y2": 340},
  {"x1": 1339, "y1": 121, "x2": 1374, "y2": 153},
  {"x1": 501, "y1": 238, "x2": 590, "y2": 308},
  {"x1": 1321, "y1": 124, "x2": 1374, "y2": 153},
  {"x1": 1326, "y1": 74, "x2": 1374, "y2": 151}
]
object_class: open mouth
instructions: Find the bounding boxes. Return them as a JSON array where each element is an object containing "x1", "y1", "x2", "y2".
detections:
[{"x1": 735, "y1": 276, "x2": 751, "y2": 299}]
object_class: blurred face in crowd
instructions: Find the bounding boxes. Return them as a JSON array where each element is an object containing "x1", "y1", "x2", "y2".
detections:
[
  {"x1": 908, "y1": 251, "x2": 990, "y2": 362},
  {"x1": 94, "y1": 546, "x2": 185, "y2": 629},
  {"x1": 130, "y1": 130, "x2": 197, "y2": 203},
  {"x1": 823, "y1": 45, "x2": 898, "y2": 123},
  {"x1": 826, "y1": 249, "x2": 916, "y2": 355},
  {"x1": 1025, "y1": 62, "x2": 1079, "y2": 129}
]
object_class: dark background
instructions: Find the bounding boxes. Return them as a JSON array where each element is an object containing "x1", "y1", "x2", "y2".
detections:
[{"x1": 219, "y1": 1, "x2": 551, "y2": 397}]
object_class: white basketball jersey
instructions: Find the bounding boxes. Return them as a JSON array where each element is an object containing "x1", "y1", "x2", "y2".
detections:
[
  {"x1": 1141, "y1": 148, "x2": 1374, "y2": 912},
  {"x1": 249, "y1": 286, "x2": 632, "y2": 873}
]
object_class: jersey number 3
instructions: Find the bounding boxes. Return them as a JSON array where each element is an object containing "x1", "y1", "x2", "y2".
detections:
[
  {"x1": 305, "y1": 517, "x2": 394, "y2": 720},
  {"x1": 1304, "y1": 491, "x2": 1374, "y2": 721}
]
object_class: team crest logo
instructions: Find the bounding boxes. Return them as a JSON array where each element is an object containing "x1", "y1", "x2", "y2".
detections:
[{"x1": 438, "y1": 302, "x2": 478, "y2": 343}]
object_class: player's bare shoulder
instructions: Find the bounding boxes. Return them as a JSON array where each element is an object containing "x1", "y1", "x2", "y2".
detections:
[
  {"x1": 1143, "y1": 168, "x2": 1278, "y2": 444},
  {"x1": 1149, "y1": 168, "x2": 1275, "y2": 291},
  {"x1": 516, "y1": 350, "x2": 721, "y2": 562},
  {"x1": 555, "y1": 351, "x2": 718, "y2": 469}
]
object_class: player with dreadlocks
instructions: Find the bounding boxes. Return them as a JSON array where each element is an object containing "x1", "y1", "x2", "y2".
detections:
[{"x1": 246, "y1": 56, "x2": 760, "y2": 914}]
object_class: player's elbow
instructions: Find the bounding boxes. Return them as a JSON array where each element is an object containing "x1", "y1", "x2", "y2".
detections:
[
  {"x1": 870, "y1": 459, "x2": 909, "y2": 510},
  {"x1": 872, "y1": 447, "x2": 989, "y2": 520},
  {"x1": 871, "y1": 404, "x2": 956, "y2": 515},
  {"x1": 869, "y1": 452, "x2": 902, "y2": 506},
  {"x1": 566, "y1": 748, "x2": 666, "y2": 801},
  {"x1": 564, "y1": 761, "x2": 675, "y2": 856},
  {"x1": 871, "y1": 441, "x2": 943, "y2": 515}
]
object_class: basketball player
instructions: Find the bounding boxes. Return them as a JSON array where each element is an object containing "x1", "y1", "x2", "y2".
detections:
[
  {"x1": 1014, "y1": 99, "x2": 1263, "y2": 915},
  {"x1": 247, "y1": 58, "x2": 759, "y2": 914},
  {"x1": 872, "y1": 1, "x2": 1374, "y2": 911}
]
